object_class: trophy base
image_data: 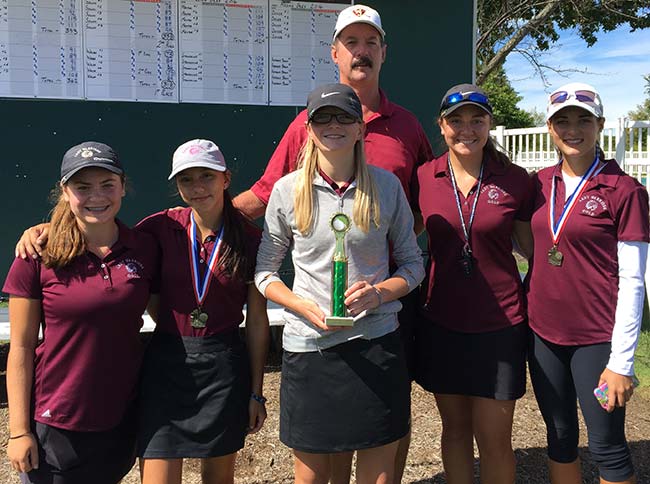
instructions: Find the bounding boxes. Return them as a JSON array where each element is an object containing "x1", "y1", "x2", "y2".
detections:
[{"x1": 325, "y1": 316, "x2": 355, "y2": 327}]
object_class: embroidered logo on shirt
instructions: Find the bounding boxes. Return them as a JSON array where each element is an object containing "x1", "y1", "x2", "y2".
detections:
[
  {"x1": 41, "y1": 409, "x2": 52, "y2": 418},
  {"x1": 116, "y1": 258, "x2": 145, "y2": 279},
  {"x1": 481, "y1": 184, "x2": 509, "y2": 205},
  {"x1": 579, "y1": 194, "x2": 607, "y2": 217}
]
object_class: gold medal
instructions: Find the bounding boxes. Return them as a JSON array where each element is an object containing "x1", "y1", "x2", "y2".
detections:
[
  {"x1": 547, "y1": 246, "x2": 563, "y2": 267},
  {"x1": 190, "y1": 308, "x2": 209, "y2": 328}
]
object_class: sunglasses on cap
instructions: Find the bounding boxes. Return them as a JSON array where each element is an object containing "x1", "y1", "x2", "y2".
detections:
[
  {"x1": 550, "y1": 89, "x2": 598, "y2": 104},
  {"x1": 441, "y1": 91, "x2": 490, "y2": 110},
  {"x1": 310, "y1": 112, "x2": 359, "y2": 125}
]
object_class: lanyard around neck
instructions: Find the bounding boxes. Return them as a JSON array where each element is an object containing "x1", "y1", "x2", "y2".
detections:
[{"x1": 447, "y1": 155, "x2": 484, "y2": 247}]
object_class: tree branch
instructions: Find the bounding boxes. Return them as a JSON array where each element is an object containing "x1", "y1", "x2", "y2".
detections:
[{"x1": 476, "y1": 0, "x2": 561, "y2": 85}]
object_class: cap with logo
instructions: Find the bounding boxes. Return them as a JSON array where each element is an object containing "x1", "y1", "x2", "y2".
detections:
[
  {"x1": 169, "y1": 139, "x2": 227, "y2": 180},
  {"x1": 307, "y1": 83, "x2": 363, "y2": 122},
  {"x1": 546, "y1": 82, "x2": 604, "y2": 121},
  {"x1": 60, "y1": 141, "x2": 123, "y2": 184},
  {"x1": 439, "y1": 83, "x2": 493, "y2": 117},
  {"x1": 333, "y1": 4, "x2": 385, "y2": 42}
]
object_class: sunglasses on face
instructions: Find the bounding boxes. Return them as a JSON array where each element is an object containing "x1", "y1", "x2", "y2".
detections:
[
  {"x1": 550, "y1": 90, "x2": 597, "y2": 104},
  {"x1": 442, "y1": 91, "x2": 490, "y2": 110},
  {"x1": 310, "y1": 112, "x2": 359, "y2": 125}
]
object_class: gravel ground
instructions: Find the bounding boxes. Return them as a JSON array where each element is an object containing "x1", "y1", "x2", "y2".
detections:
[{"x1": 1, "y1": 358, "x2": 649, "y2": 483}]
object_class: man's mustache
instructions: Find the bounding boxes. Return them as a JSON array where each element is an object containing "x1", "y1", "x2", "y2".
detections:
[{"x1": 352, "y1": 56, "x2": 373, "y2": 68}]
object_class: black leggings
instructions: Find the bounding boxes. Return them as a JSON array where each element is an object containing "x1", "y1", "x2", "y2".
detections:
[{"x1": 528, "y1": 331, "x2": 634, "y2": 482}]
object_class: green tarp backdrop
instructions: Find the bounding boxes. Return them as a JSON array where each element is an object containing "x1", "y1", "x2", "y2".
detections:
[{"x1": 0, "y1": 0, "x2": 475, "y2": 285}]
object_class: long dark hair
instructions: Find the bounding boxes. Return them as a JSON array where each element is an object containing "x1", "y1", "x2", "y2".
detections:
[{"x1": 218, "y1": 190, "x2": 256, "y2": 282}]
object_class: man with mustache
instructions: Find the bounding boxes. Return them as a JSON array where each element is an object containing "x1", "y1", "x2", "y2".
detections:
[
  {"x1": 233, "y1": 5, "x2": 432, "y2": 483},
  {"x1": 13, "y1": 4, "x2": 431, "y2": 483}
]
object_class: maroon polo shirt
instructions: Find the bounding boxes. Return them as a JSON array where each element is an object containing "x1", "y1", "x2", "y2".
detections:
[
  {"x1": 136, "y1": 207, "x2": 261, "y2": 337},
  {"x1": 250, "y1": 89, "x2": 433, "y2": 205},
  {"x1": 415, "y1": 152, "x2": 534, "y2": 333},
  {"x1": 2, "y1": 222, "x2": 158, "y2": 432},
  {"x1": 527, "y1": 160, "x2": 650, "y2": 346}
]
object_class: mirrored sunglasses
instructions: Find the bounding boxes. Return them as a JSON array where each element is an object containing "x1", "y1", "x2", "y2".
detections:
[
  {"x1": 550, "y1": 90, "x2": 597, "y2": 104},
  {"x1": 442, "y1": 91, "x2": 490, "y2": 110}
]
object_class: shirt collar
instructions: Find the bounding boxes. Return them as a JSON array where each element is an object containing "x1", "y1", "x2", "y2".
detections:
[
  {"x1": 89, "y1": 219, "x2": 135, "y2": 262},
  {"x1": 548, "y1": 158, "x2": 618, "y2": 188},
  {"x1": 377, "y1": 89, "x2": 394, "y2": 117},
  {"x1": 313, "y1": 170, "x2": 357, "y2": 192},
  {"x1": 363, "y1": 89, "x2": 395, "y2": 124},
  {"x1": 114, "y1": 219, "x2": 137, "y2": 249},
  {"x1": 433, "y1": 151, "x2": 507, "y2": 179},
  {"x1": 317, "y1": 167, "x2": 355, "y2": 196},
  {"x1": 171, "y1": 207, "x2": 219, "y2": 240}
]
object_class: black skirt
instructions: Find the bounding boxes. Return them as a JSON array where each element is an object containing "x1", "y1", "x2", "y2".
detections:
[
  {"x1": 414, "y1": 319, "x2": 527, "y2": 400},
  {"x1": 137, "y1": 331, "x2": 251, "y2": 459},
  {"x1": 280, "y1": 330, "x2": 410, "y2": 453}
]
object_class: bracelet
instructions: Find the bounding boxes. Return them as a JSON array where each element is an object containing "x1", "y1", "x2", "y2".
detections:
[
  {"x1": 372, "y1": 285, "x2": 383, "y2": 307},
  {"x1": 251, "y1": 393, "x2": 267, "y2": 405},
  {"x1": 9, "y1": 432, "x2": 32, "y2": 440}
]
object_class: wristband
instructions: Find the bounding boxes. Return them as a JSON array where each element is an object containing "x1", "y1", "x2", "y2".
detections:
[
  {"x1": 9, "y1": 432, "x2": 32, "y2": 440},
  {"x1": 372, "y1": 285, "x2": 383, "y2": 307},
  {"x1": 251, "y1": 392, "x2": 267, "y2": 405}
]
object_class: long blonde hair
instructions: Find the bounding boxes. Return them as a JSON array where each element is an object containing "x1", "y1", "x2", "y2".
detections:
[{"x1": 294, "y1": 137, "x2": 380, "y2": 235}]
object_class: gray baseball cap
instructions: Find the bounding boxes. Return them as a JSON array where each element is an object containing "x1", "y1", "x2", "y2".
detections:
[{"x1": 169, "y1": 139, "x2": 227, "y2": 180}]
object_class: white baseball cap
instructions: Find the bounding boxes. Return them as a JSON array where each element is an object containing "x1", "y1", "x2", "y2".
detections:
[
  {"x1": 546, "y1": 82, "x2": 604, "y2": 121},
  {"x1": 168, "y1": 139, "x2": 227, "y2": 180},
  {"x1": 333, "y1": 5, "x2": 385, "y2": 42}
]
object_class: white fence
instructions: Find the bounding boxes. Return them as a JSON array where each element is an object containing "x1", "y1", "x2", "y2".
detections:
[{"x1": 491, "y1": 118, "x2": 650, "y2": 188}]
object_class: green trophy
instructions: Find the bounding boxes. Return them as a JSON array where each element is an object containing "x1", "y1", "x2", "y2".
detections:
[{"x1": 325, "y1": 213, "x2": 355, "y2": 327}]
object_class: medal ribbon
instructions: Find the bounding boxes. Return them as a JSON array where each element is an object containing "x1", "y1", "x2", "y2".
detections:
[
  {"x1": 447, "y1": 155, "x2": 484, "y2": 247},
  {"x1": 188, "y1": 213, "x2": 224, "y2": 309},
  {"x1": 548, "y1": 154, "x2": 599, "y2": 245}
]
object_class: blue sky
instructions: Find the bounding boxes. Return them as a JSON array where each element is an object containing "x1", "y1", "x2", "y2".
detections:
[{"x1": 504, "y1": 26, "x2": 650, "y2": 123}]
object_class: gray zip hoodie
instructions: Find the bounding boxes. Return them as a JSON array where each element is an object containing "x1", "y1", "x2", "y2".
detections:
[{"x1": 255, "y1": 165, "x2": 425, "y2": 352}]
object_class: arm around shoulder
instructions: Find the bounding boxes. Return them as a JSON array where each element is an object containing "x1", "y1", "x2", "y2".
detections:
[{"x1": 233, "y1": 190, "x2": 267, "y2": 221}]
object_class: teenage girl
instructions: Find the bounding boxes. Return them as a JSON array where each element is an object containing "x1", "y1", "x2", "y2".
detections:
[
  {"x1": 136, "y1": 139, "x2": 269, "y2": 484},
  {"x1": 527, "y1": 82, "x2": 648, "y2": 484},
  {"x1": 414, "y1": 84, "x2": 534, "y2": 484},
  {"x1": 11, "y1": 139, "x2": 270, "y2": 484},
  {"x1": 255, "y1": 83, "x2": 425, "y2": 484},
  {"x1": 4, "y1": 142, "x2": 158, "y2": 483}
]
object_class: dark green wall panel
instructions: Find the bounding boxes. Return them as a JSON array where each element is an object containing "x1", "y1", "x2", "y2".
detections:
[{"x1": 0, "y1": 0, "x2": 474, "y2": 285}]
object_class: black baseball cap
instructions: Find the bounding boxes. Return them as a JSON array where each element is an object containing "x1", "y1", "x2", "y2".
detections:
[
  {"x1": 307, "y1": 83, "x2": 363, "y2": 121},
  {"x1": 439, "y1": 83, "x2": 493, "y2": 117},
  {"x1": 60, "y1": 142, "x2": 123, "y2": 183}
]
